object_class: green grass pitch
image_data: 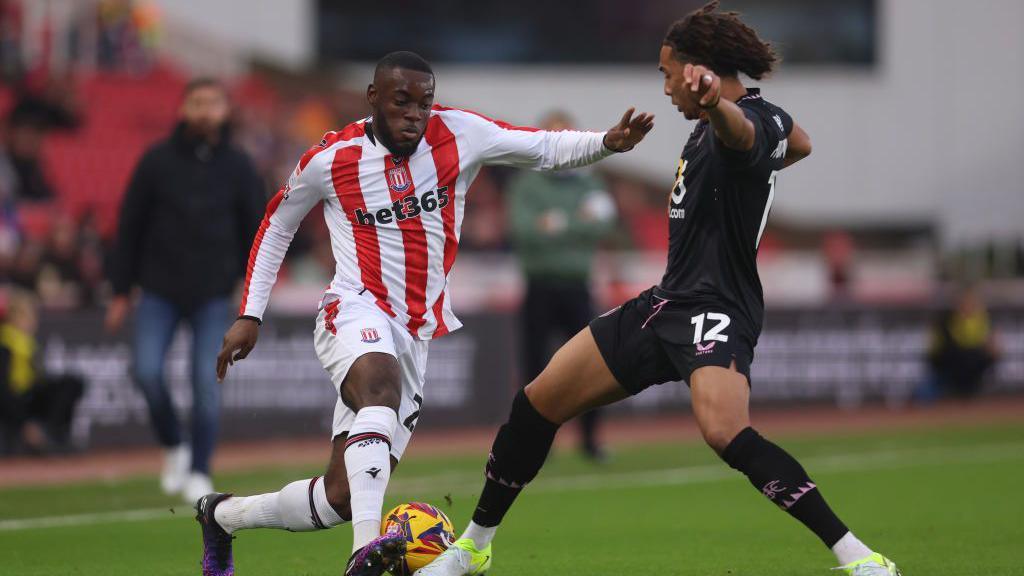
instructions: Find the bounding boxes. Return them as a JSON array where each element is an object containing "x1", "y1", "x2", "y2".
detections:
[{"x1": 2, "y1": 422, "x2": 1022, "y2": 575}]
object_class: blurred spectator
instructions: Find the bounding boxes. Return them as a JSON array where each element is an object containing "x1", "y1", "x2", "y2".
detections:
[
  {"x1": 106, "y1": 78, "x2": 264, "y2": 502},
  {"x1": 823, "y1": 229, "x2": 855, "y2": 300},
  {"x1": 0, "y1": 0, "x2": 23, "y2": 83},
  {"x1": 35, "y1": 213, "x2": 105, "y2": 309},
  {"x1": 460, "y1": 167, "x2": 507, "y2": 250},
  {"x1": 1, "y1": 76, "x2": 81, "y2": 202},
  {"x1": 0, "y1": 289, "x2": 85, "y2": 455},
  {"x1": 95, "y1": 0, "x2": 161, "y2": 73},
  {"x1": 921, "y1": 286, "x2": 1001, "y2": 401},
  {"x1": 507, "y1": 110, "x2": 616, "y2": 461}
]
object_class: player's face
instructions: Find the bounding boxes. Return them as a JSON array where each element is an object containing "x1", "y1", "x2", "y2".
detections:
[
  {"x1": 659, "y1": 46, "x2": 702, "y2": 120},
  {"x1": 368, "y1": 68, "x2": 435, "y2": 157},
  {"x1": 180, "y1": 85, "x2": 230, "y2": 136}
]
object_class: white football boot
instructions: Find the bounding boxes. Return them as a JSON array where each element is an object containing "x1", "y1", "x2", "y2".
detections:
[
  {"x1": 414, "y1": 538, "x2": 492, "y2": 576},
  {"x1": 183, "y1": 471, "x2": 215, "y2": 504},
  {"x1": 160, "y1": 444, "x2": 190, "y2": 496},
  {"x1": 835, "y1": 553, "x2": 902, "y2": 575}
]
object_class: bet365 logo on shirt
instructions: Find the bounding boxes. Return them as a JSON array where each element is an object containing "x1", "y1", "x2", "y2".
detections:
[
  {"x1": 353, "y1": 186, "x2": 450, "y2": 226},
  {"x1": 669, "y1": 159, "x2": 687, "y2": 220}
]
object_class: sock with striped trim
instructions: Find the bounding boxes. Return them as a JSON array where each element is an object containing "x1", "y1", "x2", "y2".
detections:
[
  {"x1": 344, "y1": 406, "x2": 398, "y2": 552},
  {"x1": 721, "y1": 427, "x2": 849, "y2": 548},
  {"x1": 214, "y1": 476, "x2": 346, "y2": 533}
]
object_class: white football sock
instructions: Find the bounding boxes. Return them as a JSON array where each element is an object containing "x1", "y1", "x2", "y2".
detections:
[
  {"x1": 215, "y1": 492, "x2": 284, "y2": 534},
  {"x1": 214, "y1": 476, "x2": 345, "y2": 534},
  {"x1": 345, "y1": 406, "x2": 398, "y2": 552},
  {"x1": 461, "y1": 521, "x2": 497, "y2": 550},
  {"x1": 832, "y1": 531, "x2": 873, "y2": 565}
]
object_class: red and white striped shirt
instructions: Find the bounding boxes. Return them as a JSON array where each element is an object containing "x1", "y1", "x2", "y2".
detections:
[{"x1": 240, "y1": 105, "x2": 614, "y2": 340}]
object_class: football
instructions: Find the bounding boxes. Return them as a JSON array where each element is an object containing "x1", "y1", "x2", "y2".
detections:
[{"x1": 381, "y1": 502, "x2": 456, "y2": 575}]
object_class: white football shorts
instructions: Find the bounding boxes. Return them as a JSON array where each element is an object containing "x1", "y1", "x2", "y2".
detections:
[{"x1": 313, "y1": 287, "x2": 428, "y2": 460}]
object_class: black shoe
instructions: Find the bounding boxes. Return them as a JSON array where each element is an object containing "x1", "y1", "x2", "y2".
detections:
[{"x1": 195, "y1": 492, "x2": 235, "y2": 576}]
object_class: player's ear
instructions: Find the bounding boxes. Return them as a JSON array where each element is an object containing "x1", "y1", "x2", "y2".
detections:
[{"x1": 367, "y1": 84, "x2": 378, "y2": 107}]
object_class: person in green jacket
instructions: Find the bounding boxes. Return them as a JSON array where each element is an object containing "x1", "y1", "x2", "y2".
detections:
[{"x1": 507, "y1": 110, "x2": 617, "y2": 460}]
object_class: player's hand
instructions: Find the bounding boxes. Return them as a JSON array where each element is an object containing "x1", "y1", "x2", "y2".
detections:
[
  {"x1": 683, "y1": 64, "x2": 721, "y2": 109},
  {"x1": 104, "y1": 295, "x2": 131, "y2": 333},
  {"x1": 216, "y1": 318, "x2": 260, "y2": 382},
  {"x1": 603, "y1": 107, "x2": 655, "y2": 152}
]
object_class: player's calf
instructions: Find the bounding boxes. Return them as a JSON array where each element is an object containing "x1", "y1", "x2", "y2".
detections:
[
  {"x1": 467, "y1": 388, "x2": 559, "y2": 543},
  {"x1": 720, "y1": 427, "x2": 896, "y2": 569}
]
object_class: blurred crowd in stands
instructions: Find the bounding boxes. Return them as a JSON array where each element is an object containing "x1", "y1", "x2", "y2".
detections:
[{"x1": 0, "y1": 0, "x2": 680, "y2": 315}]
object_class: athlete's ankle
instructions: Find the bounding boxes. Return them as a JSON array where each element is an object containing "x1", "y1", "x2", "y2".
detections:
[{"x1": 461, "y1": 521, "x2": 496, "y2": 550}]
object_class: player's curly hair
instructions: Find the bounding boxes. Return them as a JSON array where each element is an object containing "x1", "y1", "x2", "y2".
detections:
[{"x1": 663, "y1": 1, "x2": 778, "y2": 80}]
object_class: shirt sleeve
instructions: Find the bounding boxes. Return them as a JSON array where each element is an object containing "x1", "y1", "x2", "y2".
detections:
[
  {"x1": 453, "y1": 109, "x2": 615, "y2": 170},
  {"x1": 238, "y1": 148, "x2": 327, "y2": 321},
  {"x1": 713, "y1": 106, "x2": 791, "y2": 171}
]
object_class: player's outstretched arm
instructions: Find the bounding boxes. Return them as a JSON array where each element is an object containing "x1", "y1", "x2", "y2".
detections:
[
  {"x1": 784, "y1": 121, "x2": 812, "y2": 167},
  {"x1": 602, "y1": 107, "x2": 655, "y2": 152},
  {"x1": 683, "y1": 64, "x2": 756, "y2": 152},
  {"x1": 453, "y1": 106, "x2": 653, "y2": 171}
]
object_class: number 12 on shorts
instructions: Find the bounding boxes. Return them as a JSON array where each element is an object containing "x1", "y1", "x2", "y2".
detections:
[{"x1": 691, "y1": 312, "x2": 731, "y2": 344}]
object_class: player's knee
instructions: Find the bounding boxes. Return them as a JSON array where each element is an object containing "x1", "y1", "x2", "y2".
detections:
[
  {"x1": 323, "y1": 476, "x2": 352, "y2": 520},
  {"x1": 700, "y1": 421, "x2": 747, "y2": 454},
  {"x1": 343, "y1": 353, "x2": 402, "y2": 411}
]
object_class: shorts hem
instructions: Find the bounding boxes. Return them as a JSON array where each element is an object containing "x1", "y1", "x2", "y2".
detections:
[{"x1": 589, "y1": 319, "x2": 649, "y2": 396}]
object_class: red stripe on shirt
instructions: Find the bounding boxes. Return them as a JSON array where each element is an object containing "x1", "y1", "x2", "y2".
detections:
[
  {"x1": 298, "y1": 122, "x2": 366, "y2": 173},
  {"x1": 431, "y1": 104, "x2": 540, "y2": 132},
  {"x1": 332, "y1": 144, "x2": 394, "y2": 317},
  {"x1": 384, "y1": 154, "x2": 429, "y2": 335},
  {"x1": 239, "y1": 187, "x2": 286, "y2": 316},
  {"x1": 424, "y1": 115, "x2": 462, "y2": 337}
]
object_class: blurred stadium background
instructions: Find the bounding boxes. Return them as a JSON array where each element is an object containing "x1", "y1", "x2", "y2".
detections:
[{"x1": 0, "y1": 0, "x2": 1022, "y2": 471}]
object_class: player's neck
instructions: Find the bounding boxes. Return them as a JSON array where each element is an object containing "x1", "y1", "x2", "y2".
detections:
[{"x1": 720, "y1": 77, "x2": 748, "y2": 102}]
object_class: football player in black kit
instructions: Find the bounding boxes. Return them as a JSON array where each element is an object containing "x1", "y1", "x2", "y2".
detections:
[{"x1": 417, "y1": 3, "x2": 901, "y2": 576}]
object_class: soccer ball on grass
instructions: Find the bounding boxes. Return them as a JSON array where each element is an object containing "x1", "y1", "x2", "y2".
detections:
[{"x1": 381, "y1": 502, "x2": 455, "y2": 575}]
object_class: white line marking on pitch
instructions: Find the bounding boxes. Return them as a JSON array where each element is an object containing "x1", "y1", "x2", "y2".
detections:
[
  {"x1": 0, "y1": 507, "x2": 179, "y2": 531},
  {"x1": 1, "y1": 441, "x2": 1021, "y2": 532}
]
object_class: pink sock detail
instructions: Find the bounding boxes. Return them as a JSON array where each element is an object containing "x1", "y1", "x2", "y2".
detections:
[{"x1": 781, "y1": 481, "x2": 817, "y2": 510}]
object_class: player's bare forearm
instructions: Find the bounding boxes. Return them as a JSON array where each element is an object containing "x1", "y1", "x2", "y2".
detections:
[
  {"x1": 681, "y1": 64, "x2": 754, "y2": 152},
  {"x1": 705, "y1": 99, "x2": 755, "y2": 152},
  {"x1": 783, "y1": 121, "x2": 812, "y2": 167}
]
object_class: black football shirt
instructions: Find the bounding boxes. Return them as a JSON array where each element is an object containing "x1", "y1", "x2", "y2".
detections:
[{"x1": 655, "y1": 88, "x2": 793, "y2": 339}]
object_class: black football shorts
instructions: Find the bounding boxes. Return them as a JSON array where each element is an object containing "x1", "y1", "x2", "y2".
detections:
[{"x1": 589, "y1": 287, "x2": 755, "y2": 395}]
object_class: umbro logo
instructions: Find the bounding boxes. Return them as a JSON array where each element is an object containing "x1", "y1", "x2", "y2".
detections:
[{"x1": 366, "y1": 467, "x2": 382, "y2": 479}]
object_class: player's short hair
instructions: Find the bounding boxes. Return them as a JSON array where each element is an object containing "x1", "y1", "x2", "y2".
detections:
[
  {"x1": 375, "y1": 51, "x2": 434, "y2": 78},
  {"x1": 183, "y1": 77, "x2": 226, "y2": 98},
  {"x1": 663, "y1": 1, "x2": 778, "y2": 80}
]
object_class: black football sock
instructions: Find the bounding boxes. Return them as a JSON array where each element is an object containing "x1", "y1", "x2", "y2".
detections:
[
  {"x1": 472, "y1": 389, "x2": 560, "y2": 528},
  {"x1": 721, "y1": 427, "x2": 849, "y2": 548}
]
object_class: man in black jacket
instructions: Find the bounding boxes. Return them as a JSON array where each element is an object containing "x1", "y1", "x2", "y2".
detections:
[{"x1": 107, "y1": 78, "x2": 264, "y2": 502}]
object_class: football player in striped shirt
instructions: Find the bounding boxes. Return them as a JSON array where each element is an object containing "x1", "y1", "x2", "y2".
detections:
[{"x1": 194, "y1": 50, "x2": 654, "y2": 576}]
